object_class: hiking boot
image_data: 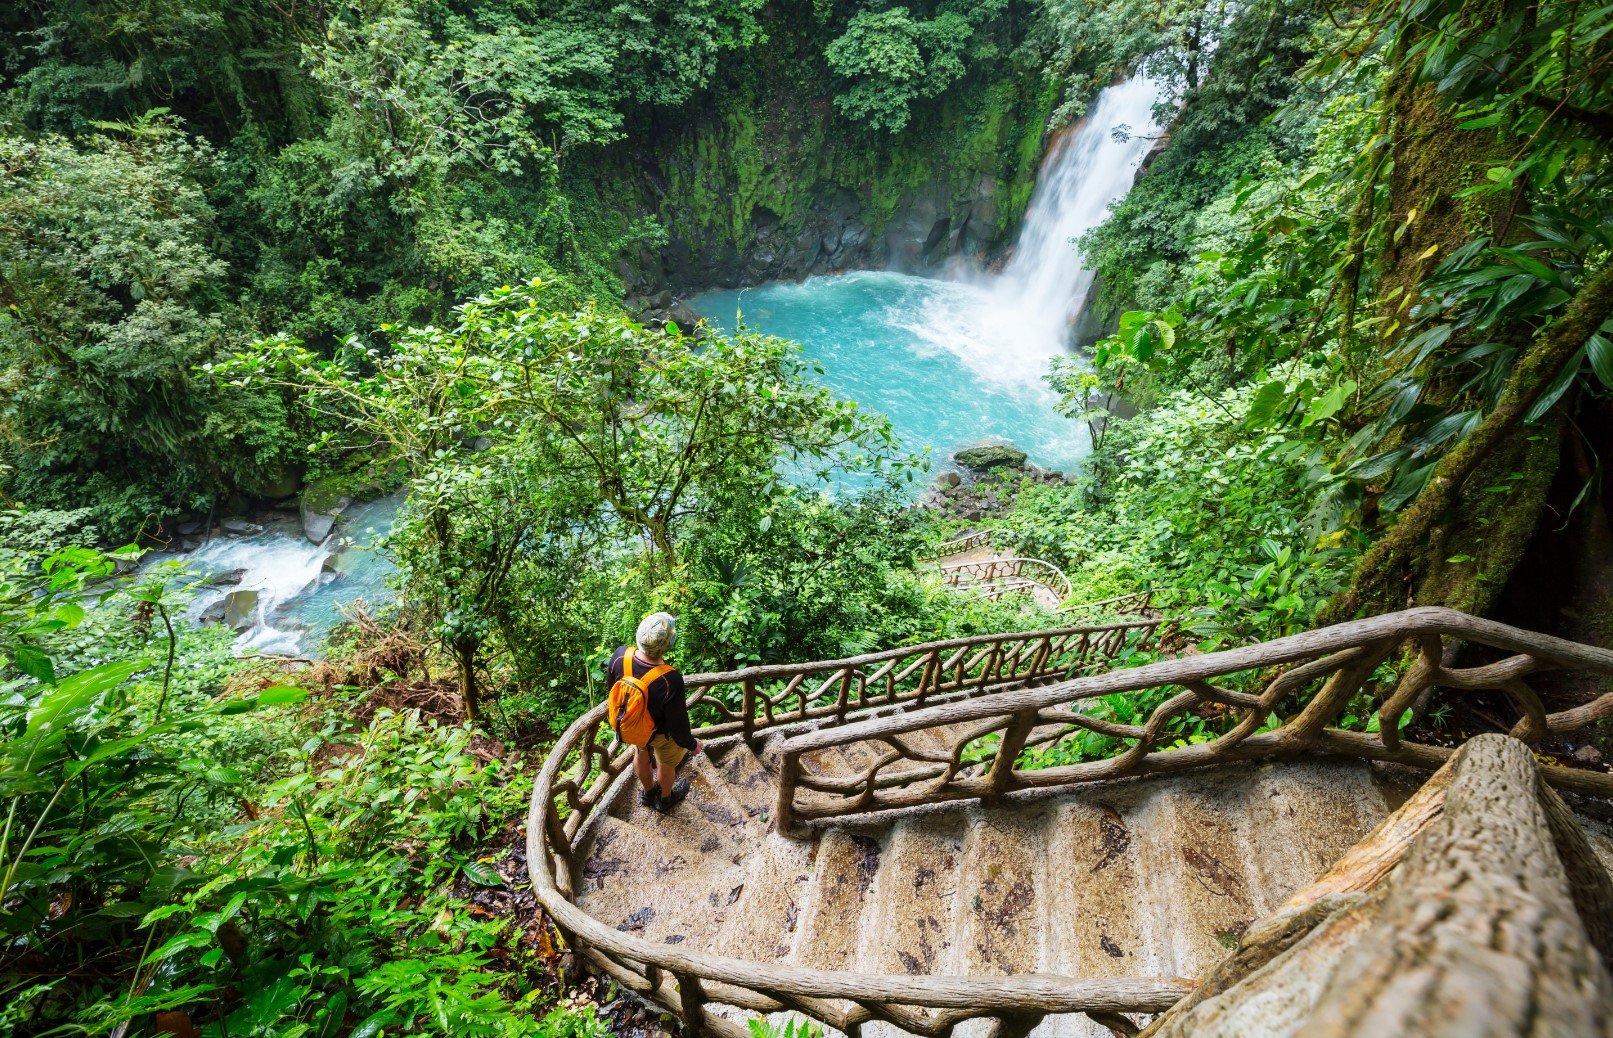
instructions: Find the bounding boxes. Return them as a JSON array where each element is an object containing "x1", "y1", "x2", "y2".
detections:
[
  {"x1": 638, "y1": 786, "x2": 661, "y2": 810},
  {"x1": 655, "y1": 777, "x2": 691, "y2": 813}
]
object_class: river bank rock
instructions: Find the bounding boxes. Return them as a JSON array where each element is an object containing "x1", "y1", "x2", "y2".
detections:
[
  {"x1": 223, "y1": 589, "x2": 259, "y2": 631},
  {"x1": 220, "y1": 517, "x2": 264, "y2": 537},
  {"x1": 921, "y1": 462, "x2": 1065, "y2": 520},
  {"x1": 300, "y1": 490, "x2": 352, "y2": 546},
  {"x1": 953, "y1": 443, "x2": 1028, "y2": 471}
]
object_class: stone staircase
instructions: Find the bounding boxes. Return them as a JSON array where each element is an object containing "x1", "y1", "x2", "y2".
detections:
[
  {"x1": 532, "y1": 608, "x2": 1613, "y2": 1038},
  {"x1": 571, "y1": 736, "x2": 1424, "y2": 1036}
]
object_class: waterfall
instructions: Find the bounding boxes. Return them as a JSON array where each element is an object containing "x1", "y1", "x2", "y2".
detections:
[
  {"x1": 892, "y1": 73, "x2": 1164, "y2": 389},
  {"x1": 987, "y1": 74, "x2": 1165, "y2": 351},
  {"x1": 142, "y1": 495, "x2": 402, "y2": 656}
]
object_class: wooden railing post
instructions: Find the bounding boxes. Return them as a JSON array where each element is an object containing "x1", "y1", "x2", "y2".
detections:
[
  {"x1": 987, "y1": 709, "x2": 1037, "y2": 798},
  {"x1": 777, "y1": 748, "x2": 802, "y2": 837},
  {"x1": 741, "y1": 676, "x2": 757, "y2": 747},
  {"x1": 674, "y1": 972, "x2": 707, "y2": 1033}
]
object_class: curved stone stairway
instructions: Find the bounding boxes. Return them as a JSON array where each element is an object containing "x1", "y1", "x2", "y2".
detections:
[
  {"x1": 932, "y1": 533, "x2": 1072, "y2": 612},
  {"x1": 535, "y1": 609, "x2": 1613, "y2": 1037},
  {"x1": 572, "y1": 736, "x2": 1419, "y2": 1036}
]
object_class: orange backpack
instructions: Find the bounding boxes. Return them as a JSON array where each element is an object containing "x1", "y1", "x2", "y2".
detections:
[{"x1": 607, "y1": 648, "x2": 672, "y2": 747}]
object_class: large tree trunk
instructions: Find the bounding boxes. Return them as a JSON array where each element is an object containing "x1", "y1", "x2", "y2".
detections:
[
  {"x1": 1329, "y1": 264, "x2": 1613, "y2": 623},
  {"x1": 1145, "y1": 735, "x2": 1613, "y2": 1037},
  {"x1": 1325, "y1": 0, "x2": 1611, "y2": 623}
]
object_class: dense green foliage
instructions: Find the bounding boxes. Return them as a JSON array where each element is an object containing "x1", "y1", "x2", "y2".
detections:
[
  {"x1": 1004, "y1": 381, "x2": 1357, "y2": 644},
  {"x1": 0, "y1": 121, "x2": 298, "y2": 533},
  {"x1": 1, "y1": 548, "x2": 611, "y2": 1036},
  {"x1": 823, "y1": 3, "x2": 1002, "y2": 132},
  {"x1": 5, "y1": 0, "x2": 1613, "y2": 1033},
  {"x1": 0, "y1": 0, "x2": 1051, "y2": 537}
]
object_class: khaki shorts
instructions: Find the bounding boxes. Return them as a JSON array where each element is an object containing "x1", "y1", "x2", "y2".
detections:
[{"x1": 647, "y1": 732, "x2": 687, "y2": 773}]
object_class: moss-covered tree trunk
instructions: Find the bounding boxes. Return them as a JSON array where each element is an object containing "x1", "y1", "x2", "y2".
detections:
[{"x1": 1323, "y1": 1, "x2": 1601, "y2": 625}]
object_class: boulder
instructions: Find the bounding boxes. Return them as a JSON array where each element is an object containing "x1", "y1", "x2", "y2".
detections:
[
  {"x1": 953, "y1": 443, "x2": 1028, "y2": 472},
  {"x1": 222, "y1": 589, "x2": 259, "y2": 631},
  {"x1": 667, "y1": 301, "x2": 701, "y2": 332},
  {"x1": 257, "y1": 465, "x2": 303, "y2": 501},
  {"x1": 204, "y1": 567, "x2": 247, "y2": 587},
  {"x1": 303, "y1": 510, "x2": 337, "y2": 545},
  {"x1": 220, "y1": 517, "x2": 263, "y2": 537},
  {"x1": 937, "y1": 471, "x2": 962, "y2": 489},
  {"x1": 199, "y1": 597, "x2": 227, "y2": 625},
  {"x1": 300, "y1": 490, "x2": 351, "y2": 545}
]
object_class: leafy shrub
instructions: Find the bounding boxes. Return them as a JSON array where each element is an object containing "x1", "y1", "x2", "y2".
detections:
[
  {"x1": 0, "y1": 545, "x2": 592, "y2": 1037},
  {"x1": 1000, "y1": 382, "x2": 1359, "y2": 644}
]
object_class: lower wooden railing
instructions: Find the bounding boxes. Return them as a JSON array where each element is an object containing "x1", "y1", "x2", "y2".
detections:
[
  {"x1": 526, "y1": 619, "x2": 1182, "y2": 1038},
  {"x1": 774, "y1": 606, "x2": 1613, "y2": 834},
  {"x1": 940, "y1": 556, "x2": 1073, "y2": 603}
]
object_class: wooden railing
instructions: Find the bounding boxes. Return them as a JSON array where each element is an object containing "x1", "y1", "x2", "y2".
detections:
[
  {"x1": 676, "y1": 618, "x2": 1168, "y2": 742},
  {"x1": 774, "y1": 607, "x2": 1613, "y2": 834},
  {"x1": 918, "y1": 529, "x2": 992, "y2": 561},
  {"x1": 940, "y1": 556, "x2": 1073, "y2": 603},
  {"x1": 1058, "y1": 589, "x2": 1155, "y2": 617},
  {"x1": 526, "y1": 619, "x2": 1180, "y2": 1038}
]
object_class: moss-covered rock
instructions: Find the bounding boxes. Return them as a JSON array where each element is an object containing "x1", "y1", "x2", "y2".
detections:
[{"x1": 954, "y1": 443, "x2": 1028, "y2": 471}]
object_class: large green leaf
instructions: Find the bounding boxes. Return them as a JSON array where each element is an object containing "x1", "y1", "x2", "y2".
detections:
[
  {"x1": 6, "y1": 661, "x2": 139, "y2": 771},
  {"x1": 1243, "y1": 381, "x2": 1290, "y2": 430},
  {"x1": 1587, "y1": 331, "x2": 1613, "y2": 390}
]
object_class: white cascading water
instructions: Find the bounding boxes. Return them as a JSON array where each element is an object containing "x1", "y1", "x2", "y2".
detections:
[
  {"x1": 897, "y1": 73, "x2": 1165, "y2": 384},
  {"x1": 141, "y1": 495, "x2": 401, "y2": 656},
  {"x1": 988, "y1": 74, "x2": 1165, "y2": 350}
]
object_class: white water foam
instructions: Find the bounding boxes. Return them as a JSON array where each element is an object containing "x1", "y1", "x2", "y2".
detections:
[{"x1": 898, "y1": 73, "x2": 1164, "y2": 386}]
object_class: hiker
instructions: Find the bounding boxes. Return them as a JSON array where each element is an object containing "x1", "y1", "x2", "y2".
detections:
[{"x1": 606, "y1": 611, "x2": 701, "y2": 811}]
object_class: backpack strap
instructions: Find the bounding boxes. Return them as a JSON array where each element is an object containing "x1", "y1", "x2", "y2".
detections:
[
  {"x1": 623, "y1": 647, "x2": 638, "y2": 681},
  {"x1": 640, "y1": 664, "x2": 674, "y2": 690}
]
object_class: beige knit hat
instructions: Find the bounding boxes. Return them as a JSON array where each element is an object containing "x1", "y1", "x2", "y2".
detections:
[{"x1": 635, "y1": 611, "x2": 677, "y2": 657}]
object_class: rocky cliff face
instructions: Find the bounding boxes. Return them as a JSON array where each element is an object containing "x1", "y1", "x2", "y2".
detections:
[
  {"x1": 616, "y1": 75, "x2": 1059, "y2": 305},
  {"x1": 647, "y1": 174, "x2": 1013, "y2": 291}
]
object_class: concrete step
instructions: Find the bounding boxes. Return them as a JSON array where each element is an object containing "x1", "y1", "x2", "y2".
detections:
[
  {"x1": 1132, "y1": 776, "x2": 1262, "y2": 977},
  {"x1": 951, "y1": 810, "x2": 1047, "y2": 976},
  {"x1": 711, "y1": 831, "x2": 816, "y2": 962},
  {"x1": 613, "y1": 754, "x2": 757, "y2": 854},
  {"x1": 709, "y1": 742, "x2": 779, "y2": 829},
  {"x1": 859, "y1": 817, "x2": 965, "y2": 976},
  {"x1": 1044, "y1": 795, "x2": 1160, "y2": 978},
  {"x1": 791, "y1": 829, "x2": 887, "y2": 970},
  {"x1": 574, "y1": 817, "x2": 740, "y2": 948},
  {"x1": 1242, "y1": 758, "x2": 1387, "y2": 907}
]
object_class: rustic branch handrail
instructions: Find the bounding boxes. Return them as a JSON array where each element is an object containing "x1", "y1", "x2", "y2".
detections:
[
  {"x1": 1058, "y1": 589, "x2": 1155, "y2": 617},
  {"x1": 774, "y1": 606, "x2": 1613, "y2": 833},
  {"x1": 918, "y1": 529, "x2": 992, "y2": 561},
  {"x1": 526, "y1": 618, "x2": 1182, "y2": 1038},
  {"x1": 940, "y1": 556, "x2": 1074, "y2": 603}
]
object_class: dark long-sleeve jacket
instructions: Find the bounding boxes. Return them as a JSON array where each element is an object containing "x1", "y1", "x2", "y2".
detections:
[{"x1": 607, "y1": 645, "x2": 695, "y2": 750}]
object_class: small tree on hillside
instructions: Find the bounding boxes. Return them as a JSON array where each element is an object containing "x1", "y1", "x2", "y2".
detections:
[{"x1": 215, "y1": 280, "x2": 901, "y2": 714}]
